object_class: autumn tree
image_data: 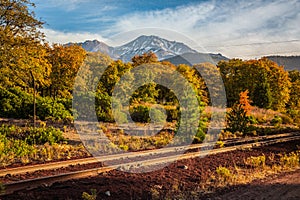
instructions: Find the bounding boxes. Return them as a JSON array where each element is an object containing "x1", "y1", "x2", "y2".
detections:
[
  {"x1": 0, "y1": 0, "x2": 47, "y2": 89},
  {"x1": 287, "y1": 70, "x2": 300, "y2": 122},
  {"x1": 218, "y1": 58, "x2": 290, "y2": 111},
  {"x1": 176, "y1": 64, "x2": 207, "y2": 105},
  {"x1": 218, "y1": 59, "x2": 245, "y2": 107},
  {"x1": 131, "y1": 51, "x2": 158, "y2": 67},
  {"x1": 46, "y1": 44, "x2": 86, "y2": 98}
]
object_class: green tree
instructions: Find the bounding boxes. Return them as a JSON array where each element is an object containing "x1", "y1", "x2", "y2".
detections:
[
  {"x1": 253, "y1": 71, "x2": 272, "y2": 109},
  {"x1": 226, "y1": 90, "x2": 251, "y2": 134}
]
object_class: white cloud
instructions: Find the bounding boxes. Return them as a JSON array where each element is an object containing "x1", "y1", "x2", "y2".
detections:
[
  {"x1": 112, "y1": 0, "x2": 300, "y2": 59},
  {"x1": 40, "y1": 0, "x2": 300, "y2": 59},
  {"x1": 43, "y1": 29, "x2": 108, "y2": 44}
]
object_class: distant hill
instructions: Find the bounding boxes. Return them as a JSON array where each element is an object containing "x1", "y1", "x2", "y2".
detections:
[
  {"x1": 162, "y1": 52, "x2": 228, "y2": 66},
  {"x1": 266, "y1": 56, "x2": 300, "y2": 71}
]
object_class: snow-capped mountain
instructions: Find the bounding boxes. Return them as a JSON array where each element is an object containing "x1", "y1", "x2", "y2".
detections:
[
  {"x1": 73, "y1": 35, "x2": 229, "y2": 64},
  {"x1": 76, "y1": 35, "x2": 199, "y2": 62},
  {"x1": 113, "y1": 35, "x2": 197, "y2": 62}
]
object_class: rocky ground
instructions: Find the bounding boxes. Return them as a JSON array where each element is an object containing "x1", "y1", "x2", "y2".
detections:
[{"x1": 1, "y1": 139, "x2": 300, "y2": 200}]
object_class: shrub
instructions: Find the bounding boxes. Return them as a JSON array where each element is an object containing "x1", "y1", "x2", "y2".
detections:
[
  {"x1": 0, "y1": 87, "x2": 73, "y2": 121},
  {"x1": 248, "y1": 115, "x2": 258, "y2": 124},
  {"x1": 0, "y1": 133, "x2": 35, "y2": 166},
  {"x1": 95, "y1": 92, "x2": 114, "y2": 122},
  {"x1": 216, "y1": 166, "x2": 232, "y2": 182},
  {"x1": 245, "y1": 155, "x2": 266, "y2": 168},
  {"x1": 194, "y1": 125, "x2": 206, "y2": 143},
  {"x1": 271, "y1": 115, "x2": 282, "y2": 126},
  {"x1": 114, "y1": 111, "x2": 128, "y2": 124},
  {"x1": 25, "y1": 126, "x2": 65, "y2": 145},
  {"x1": 165, "y1": 106, "x2": 179, "y2": 122},
  {"x1": 130, "y1": 105, "x2": 150, "y2": 123},
  {"x1": 280, "y1": 152, "x2": 299, "y2": 169},
  {"x1": 82, "y1": 189, "x2": 97, "y2": 200},
  {"x1": 0, "y1": 87, "x2": 33, "y2": 119},
  {"x1": 37, "y1": 97, "x2": 73, "y2": 121}
]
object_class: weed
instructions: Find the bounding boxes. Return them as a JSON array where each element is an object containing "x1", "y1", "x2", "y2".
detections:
[
  {"x1": 280, "y1": 152, "x2": 299, "y2": 169},
  {"x1": 244, "y1": 155, "x2": 266, "y2": 168},
  {"x1": 218, "y1": 130, "x2": 235, "y2": 140},
  {"x1": 216, "y1": 141, "x2": 225, "y2": 148},
  {"x1": 216, "y1": 166, "x2": 232, "y2": 183},
  {"x1": 0, "y1": 182, "x2": 5, "y2": 195},
  {"x1": 268, "y1": 153, "x2": 275, "y2": 162},
  {"x1": 271, "y1": 115, "x2": 282, "y2": 127},
  {"x1": 119, "y1": 144, "x2": 129, "y2": 151},
  {"x1": 82, "y1": 189, "x2": 97, "y2": 200}
]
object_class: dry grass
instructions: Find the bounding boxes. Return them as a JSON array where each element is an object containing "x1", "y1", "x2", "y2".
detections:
[{"x1": 200, "y1": 151, "x2": 300, "y2": 192}]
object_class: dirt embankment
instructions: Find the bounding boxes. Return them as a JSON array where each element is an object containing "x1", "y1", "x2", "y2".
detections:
[{"x1": 2, "y1": 140, "x2": 300, "y2": 200}]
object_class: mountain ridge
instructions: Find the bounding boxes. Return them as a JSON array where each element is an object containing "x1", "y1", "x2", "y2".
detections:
[
  {"x1": 68, "y1": 36, "x2": 300, "y2": 69},
  {"x1": 266, "y1": 55, "x2": 300, "y2": 71},
  {"x1": 71, "y1": 35, "x2": 226, "y2": 63}
]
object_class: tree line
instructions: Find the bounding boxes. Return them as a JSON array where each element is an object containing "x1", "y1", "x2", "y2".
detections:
[{"x1": 0, "y1": 0, "x2": 299, "y2": 124}]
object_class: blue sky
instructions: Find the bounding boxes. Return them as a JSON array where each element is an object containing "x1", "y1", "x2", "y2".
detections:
[{"x1": 32, "y1": 0, "x2": 300, "y2": 59}]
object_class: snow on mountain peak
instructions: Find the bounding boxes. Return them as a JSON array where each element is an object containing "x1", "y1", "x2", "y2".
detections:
[{"x1": 77, "y1": 35, "x2": 198, "y2": 62}]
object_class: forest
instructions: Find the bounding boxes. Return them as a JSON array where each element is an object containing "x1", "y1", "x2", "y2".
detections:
[{"x1": 0, "y1": 0, "x2": 299, "y2": 146}]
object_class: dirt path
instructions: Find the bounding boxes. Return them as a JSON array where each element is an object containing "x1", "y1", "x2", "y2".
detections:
[{"x1": 211, "y1": 169, "x2": 300, "y2": 200}]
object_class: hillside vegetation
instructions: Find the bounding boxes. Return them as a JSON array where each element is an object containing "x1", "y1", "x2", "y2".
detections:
[{"x1": 0, "y1": 0, "x2": 299, "y2": 140}]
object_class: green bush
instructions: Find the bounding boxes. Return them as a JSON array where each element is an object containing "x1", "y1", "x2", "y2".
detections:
[
  {"x1": 1, "y1": 124, "x2": 65, "y2": 145},
  {"x1": 193, "y1": 119, "x2": 207, "y2": 143},
  {"x1": 0, "y1": 133, "x2": 35, "y2": 166},
  {"x1": 248, "y1": 115, "x2": 258, "y2": 124},
  {"x1": 95, "y1": 92, "x2": 114, "y2": 122},
  {"x1": 114, "y1": 111, "x2": 128, "y2": 124},
  {"x1": 130, "y1": 105, "x2": 150, "y2": 123},
  {"x1": 0, "y1": 87, "x2": 33, "y2": 119},
  {"x1": 25, "y1": 126, "x2": 65, "y2": 145},
  {"x1": 226, "y1": 104, "x2": 250, "y2": 135},
  {"x1": 37, "y1": 97, "x2": 73, "y2": 121},
  {"x1": 0, "y1": 87, "x2": 73, "y2": 121},
  {"x1": 271, "y1": 115, "x2": 282, "y2": 126}
]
